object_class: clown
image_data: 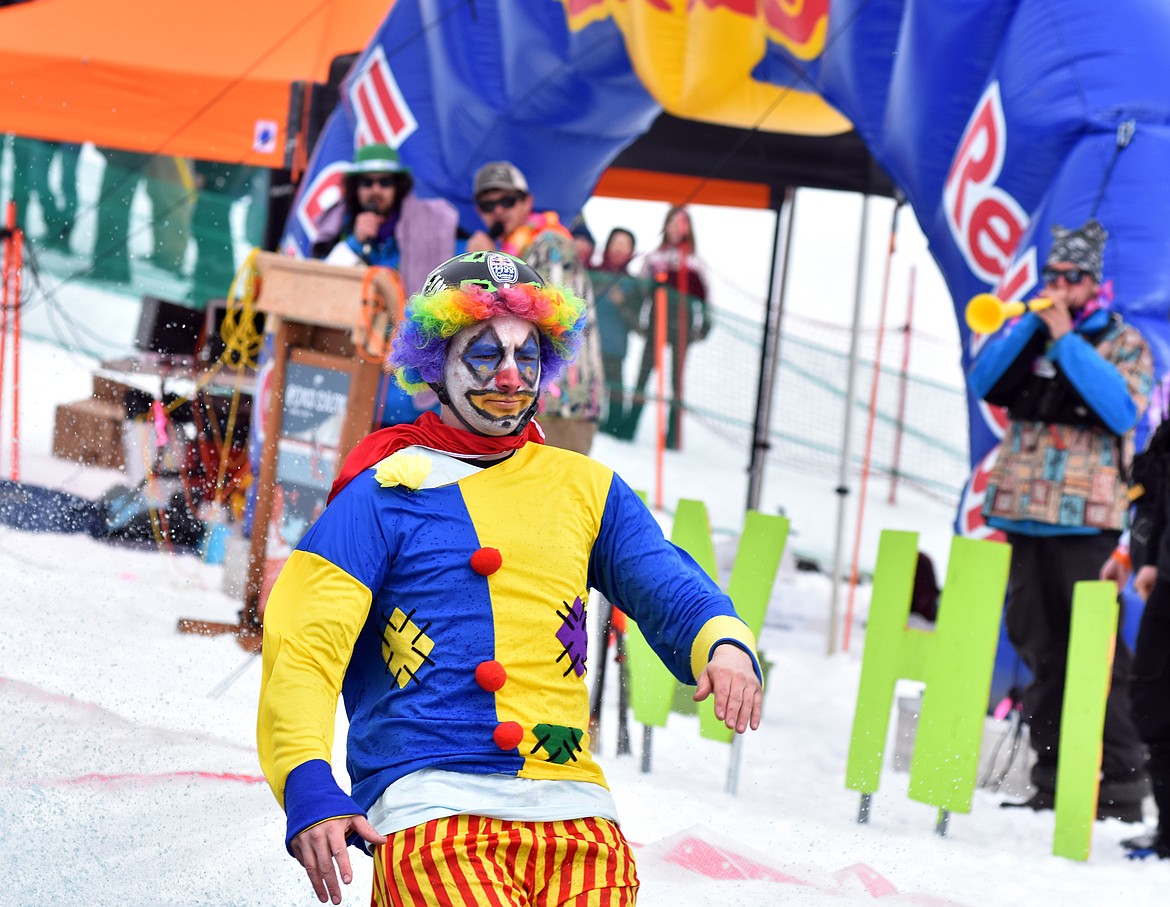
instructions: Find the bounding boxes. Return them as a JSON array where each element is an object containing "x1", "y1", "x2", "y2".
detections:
[{"x1": 258, "y1": 251, "x2": 763, "y2": 906}]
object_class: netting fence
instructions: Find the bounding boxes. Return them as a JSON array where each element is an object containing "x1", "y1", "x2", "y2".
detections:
[{"x1": 603, "y1": 259, "x2": 972, "y2": 507}]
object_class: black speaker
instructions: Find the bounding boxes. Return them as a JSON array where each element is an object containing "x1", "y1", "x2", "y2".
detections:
[{"x1": 135, "y1": 296, "x2": 204, "y2": 356}]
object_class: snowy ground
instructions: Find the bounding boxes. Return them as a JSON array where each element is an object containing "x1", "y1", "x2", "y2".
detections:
[{"x1": 1, "y1": 334, "x2": 1166, "y2": 906}]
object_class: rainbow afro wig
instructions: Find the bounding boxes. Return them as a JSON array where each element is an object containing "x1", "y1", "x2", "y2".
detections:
[{"x1": 390, "y1": 251, "x2": 587, "y2": 394}]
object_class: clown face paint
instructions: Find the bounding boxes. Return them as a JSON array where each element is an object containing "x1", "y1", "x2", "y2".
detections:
[{"x1": 441, "y1": 315, "x2": 541, "y2": 436}]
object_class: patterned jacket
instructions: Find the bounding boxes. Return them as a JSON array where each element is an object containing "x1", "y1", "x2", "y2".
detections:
[
  {"x1": 257, "y1": 442, "x2": 758, "y2": 848},
  {"x1": 969, "y1": 307, "x2": 1153, "y2": 533},
  {"x1": 507, "y1": 214, "x2": 604, "y2": 422}
]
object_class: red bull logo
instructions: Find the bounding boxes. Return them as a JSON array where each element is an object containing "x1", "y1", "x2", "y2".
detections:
[
  {"x1": 945, "y1": 81, "x2": 1043, "y2": 464},
  {"x1": 293, "y1": 162, "x2": 347, "y2": 246},
  {"x1": 562, "y1": 0, "x2": 828, "y2": 60},
  {"x1": 698, "y1": 0, "x2": 828, "y2": 57},
  {"x1": 958, "y1": 446, "x2": 1007, "y2": 541},
  {"x1": 349, "y1": 45, "x2": 418, "y2": 149},
  {"x1": 943, "y1": 81, "x2": 1036, "y2": 302},
  {"x1": 976, "y1": 399, "x2": 1010, "y2": 440},
  {"x1": 559, "y1": 0, "x2": 841, "y2": 132}
]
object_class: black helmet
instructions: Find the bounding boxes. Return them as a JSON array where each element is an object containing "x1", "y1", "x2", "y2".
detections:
[{"x1": 420, "y1": 251, "x2": 545, "y2": 296}]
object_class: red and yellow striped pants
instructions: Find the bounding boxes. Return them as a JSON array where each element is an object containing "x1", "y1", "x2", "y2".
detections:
[{"x1": 371, "y1": 815, "x2": 639, "y2": 906}]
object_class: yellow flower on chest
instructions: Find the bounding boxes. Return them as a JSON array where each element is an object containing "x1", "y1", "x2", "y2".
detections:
[{"x1": 373, "y1": 452, "x2": 432, "y2": 491}]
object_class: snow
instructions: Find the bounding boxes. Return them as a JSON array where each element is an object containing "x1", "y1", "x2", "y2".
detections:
[{"x1": 0, "y1": 327, "x2": 1165, "y2": 906}]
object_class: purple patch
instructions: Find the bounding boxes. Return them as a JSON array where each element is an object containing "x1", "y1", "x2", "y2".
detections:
[{"x1": 555, "y1": 595, "x2": 588, "y2": 677}]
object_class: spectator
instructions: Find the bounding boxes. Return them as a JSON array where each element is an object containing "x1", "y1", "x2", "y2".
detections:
[
  {"x1": 311, "y1": 142, "x2": 458, "y2": 297},
  {"x1": 909, "y1": 550, "x2": 940, "y2": 629},
  {"x1": 969, "y1": 218, "x2": 1153, "y2": 822},
  {"x1": 570, "y1": 217, "x2": 595, "y2": 267},
  {"x1": 310, "y1": 142, "x2": 459, "y2": 429},
  {"x1": 468, "y1": 161, "x2": 602, "y2": 454},
  {"x1": 311, "y1": 144, "x2": 412, "y2": 268},
  {"x1": 257, "y1": 250, "x2": 764, "y2": 906},
  {"x1": 620, "y1": 205, "x2": 711, "y2": 449},
  {"x1": 589, "y1": 227, "x2": 642, "y2": 438},
  {"x1": 1102, "y1": 407, "x2": 1170, "y2": 856}
]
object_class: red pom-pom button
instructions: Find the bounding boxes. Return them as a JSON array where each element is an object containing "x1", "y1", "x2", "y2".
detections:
[
  {"x1": 470, "y1": 547, "x2": 503, "y2": 576},
  {"x1": 493, "y1": 721, "x2": 524, "y2": 751},
  {"x1": 475, "y1": 660, "x2": 507, "y2": 692}
]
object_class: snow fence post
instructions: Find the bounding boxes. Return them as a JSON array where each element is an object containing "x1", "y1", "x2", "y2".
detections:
[
  {"x1": 846, "y1": 530, "x2": 1010, "y2": 827},
  {"x1": 1052, "y1": 580, "x2": 1118, "y2": 862}
]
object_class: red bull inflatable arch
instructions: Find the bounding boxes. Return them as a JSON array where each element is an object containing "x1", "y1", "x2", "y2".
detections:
[{"x1": 281, "y1": 0, "x2": 1170, "y2": 537}]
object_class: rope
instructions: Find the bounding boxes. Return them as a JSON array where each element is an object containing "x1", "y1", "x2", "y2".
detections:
[{"x1": 354, "y1": 266, "x2": 404, "y2": 365}]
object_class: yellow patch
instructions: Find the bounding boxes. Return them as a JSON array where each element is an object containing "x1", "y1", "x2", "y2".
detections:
[{"x1": 381, "y1": 607, "x2": 436, "y2": 688}]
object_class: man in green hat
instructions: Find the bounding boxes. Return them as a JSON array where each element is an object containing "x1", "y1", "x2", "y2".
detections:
[
  {"x1": 312, "y1": 143, "x2": 415, "y2": 270},
  {"x1": 310, "y1": 142, "x2": 460, "y2": 431}
]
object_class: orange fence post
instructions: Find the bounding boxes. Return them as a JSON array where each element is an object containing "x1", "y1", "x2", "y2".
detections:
[
  {"x1": 9, "y1": 216, "x2": 22, "y2": 481},
  {"x1": 0, "y1": 201, "x2": 15, "y2": 480},
  {"x1": 843, "y1": 202, "x2": 901, "y2": 651},
  {"x1": 888, "y1": 265, "x2": 916, "y2": 506},
  {"x1": 654, "y1": 271, "x2": 667, "y2": 510},
  {"x1": 675, "y1": 248, "x2": 688, "y2": 451}
]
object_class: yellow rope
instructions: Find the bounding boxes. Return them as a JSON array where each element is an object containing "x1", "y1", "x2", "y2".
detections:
[
  {"x1": 203, "y1": 248, "x2": 264, "y2": 506},
  {"x1": 218, "y1": 247, "x2": 265, "y2": 371}
]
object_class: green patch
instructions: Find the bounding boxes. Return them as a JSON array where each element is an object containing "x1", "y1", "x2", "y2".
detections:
[{"x1": 531, "y1": 723, "x2": 584, "y2": 764}]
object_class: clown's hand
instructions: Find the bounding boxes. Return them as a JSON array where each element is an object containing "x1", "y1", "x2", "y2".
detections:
[
  {"x1": 291, "y1": 815, "x2": 386, "y2": 905},
  {"x1": 693, "y1": 643, "x2": 762, "y2": 734}
]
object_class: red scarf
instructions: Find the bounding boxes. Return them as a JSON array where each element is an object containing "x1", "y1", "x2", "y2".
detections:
[{"x1": 328, "y1": 411, "x2": 544, "y2": 503}]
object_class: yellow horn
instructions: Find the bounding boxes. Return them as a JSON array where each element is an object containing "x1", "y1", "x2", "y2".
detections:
[{"x1": 965, "y1": 293, "x2": 1053, "y2": 334}]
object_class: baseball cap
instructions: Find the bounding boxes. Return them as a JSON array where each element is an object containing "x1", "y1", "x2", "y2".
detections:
[{"x1": 474, "y1": 161, "x2": 528, "y2": 197}]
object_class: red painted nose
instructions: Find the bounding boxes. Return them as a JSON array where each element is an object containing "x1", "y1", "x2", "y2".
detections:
[{"x1": 495, "y1": 365, "x2": 522, "y2": 393}]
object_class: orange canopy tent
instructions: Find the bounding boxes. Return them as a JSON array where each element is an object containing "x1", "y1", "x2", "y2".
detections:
[{"x1": 0, "y1": 0, "x2": 390, "y2": 168}]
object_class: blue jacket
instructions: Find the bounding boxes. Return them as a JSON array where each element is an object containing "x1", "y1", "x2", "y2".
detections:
[{"x1": 969, "y1": 308, "x2": 1152, "y2": 535}]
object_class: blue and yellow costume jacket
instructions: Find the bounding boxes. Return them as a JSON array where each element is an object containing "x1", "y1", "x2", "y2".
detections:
[{"x1": 258, "y1": 442, "x2": 759, "y2": 848}]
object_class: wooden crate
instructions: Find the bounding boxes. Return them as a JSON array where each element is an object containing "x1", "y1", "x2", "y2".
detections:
[
  {"x1": 91, "y1": 374, "x2": 136, "y2": 409},
  {"x1": 52, "y1": 398, "x2": 126, "y2": 470}
]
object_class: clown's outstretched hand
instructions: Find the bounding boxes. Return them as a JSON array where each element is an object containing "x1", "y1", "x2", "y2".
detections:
[{"x1": 693, "y1": 643, "x2": 763, "y2": 734}]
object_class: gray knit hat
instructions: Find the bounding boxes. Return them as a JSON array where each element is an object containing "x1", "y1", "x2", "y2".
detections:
[{"x1": 1047, "y1": 218, "x2": 1107, "y2": 281}]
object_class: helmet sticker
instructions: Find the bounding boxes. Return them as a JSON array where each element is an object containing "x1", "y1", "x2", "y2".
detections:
[{"x1": 487, "y1": 253, "x2": 520, "y2": 287}]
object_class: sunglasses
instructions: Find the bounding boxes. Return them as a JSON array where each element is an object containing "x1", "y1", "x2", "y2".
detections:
[
  {"x1": 357, "y1": 175, "x2": 397, "y2": 189},
  {"x1": 477, "y1": 194, "x2": 522, "y2": 214},
  {"x1": 1042, "y1": 267, "x2": 1090, "y2": 286}
]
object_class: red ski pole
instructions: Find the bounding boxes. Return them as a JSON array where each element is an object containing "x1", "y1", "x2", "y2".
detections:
[
  {"x1": 9, "y1": 218, "x2": 22, "y2": 481},
  {"x1": 0, "y1": 201, "x2": 13, "y2": 477}
]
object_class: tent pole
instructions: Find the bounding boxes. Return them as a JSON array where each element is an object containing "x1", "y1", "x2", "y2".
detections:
[
  {"x1": 746, "y1": 186, "x2": 795, "y2": 511},
  {"x1": 727, "y1": 186, "x2": 794, "y2": 798},
  {"x1": 827, "y1": 194, "x2": 871, "y2": 656}
]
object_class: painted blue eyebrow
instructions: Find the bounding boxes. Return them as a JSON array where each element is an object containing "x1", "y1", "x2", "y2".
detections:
[
  {"x1": 462, "y1": 335, "x2": 504, "y2": 372},
  {"x1": 516, "y1": 336, "x2": 539, "y2": 361}
]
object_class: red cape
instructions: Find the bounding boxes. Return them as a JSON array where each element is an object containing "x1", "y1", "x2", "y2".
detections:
[{"x1": 328, "y1": 411, "x2": 544, "y2": 503}]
